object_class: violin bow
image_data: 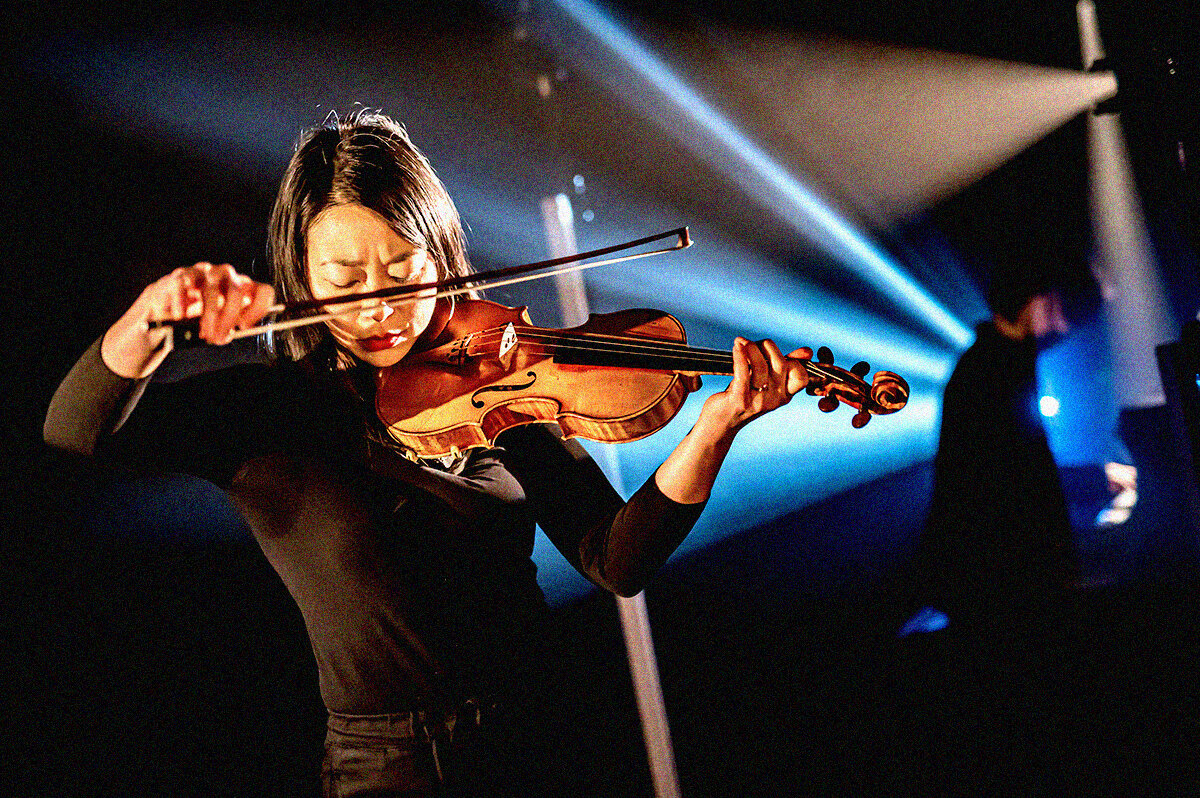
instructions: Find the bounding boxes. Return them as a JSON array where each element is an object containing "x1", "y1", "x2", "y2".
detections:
[{"x1": 153, "y1": 227, "x2": 692, "y2": 344}]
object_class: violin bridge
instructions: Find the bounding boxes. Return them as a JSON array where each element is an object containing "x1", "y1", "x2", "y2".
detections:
[
  {"x1": 448, "y1": 333, "x2": 473, "y2": 366},
  {"x1": 498, "y1": 322, "x2": 518, "y2": 368}
]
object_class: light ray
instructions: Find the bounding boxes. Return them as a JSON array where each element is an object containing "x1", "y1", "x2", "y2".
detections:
[
  {"x1": 1078, "y1": 0, "x2": 1178, "y2": 410},
  {"x1": 708, "y1": 29, "x2": 1117, "y2": 225},
  {"x1": 545, "y1": 0, "x2": 974, "y2": 349}
]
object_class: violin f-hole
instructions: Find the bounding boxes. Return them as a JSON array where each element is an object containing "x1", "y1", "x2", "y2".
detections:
[{"x1": 470, "y1": 371, "x2": 538, "y2": 408}]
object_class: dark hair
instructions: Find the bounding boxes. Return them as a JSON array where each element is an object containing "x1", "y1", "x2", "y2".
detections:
[
  {"x1": 267, "y1": 110, "x2": 472, "y2": 362},
  {"x1": 986, "y1": 271, "x2": 1055, "y2": 324},
  {"x1": 981, "y1": 247, "x2": 1065, "y2": 323}
]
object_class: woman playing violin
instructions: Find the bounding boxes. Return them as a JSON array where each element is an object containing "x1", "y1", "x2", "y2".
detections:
[{"x1": 44, "y1": 110, "x2": 810, "y2": 796}]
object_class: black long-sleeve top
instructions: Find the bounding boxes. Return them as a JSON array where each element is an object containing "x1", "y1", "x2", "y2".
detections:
[
  {"x1": 44, "y1": 339, "x2": 704, "y2": 714},
  {"x1": 921, "y1": 322, "x2": 1077, "y2": 610}
]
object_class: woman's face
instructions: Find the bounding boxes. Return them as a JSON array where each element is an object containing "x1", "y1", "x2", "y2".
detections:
[{"x1": 306, "y1": 203, "x2": 438, "y2": 368}]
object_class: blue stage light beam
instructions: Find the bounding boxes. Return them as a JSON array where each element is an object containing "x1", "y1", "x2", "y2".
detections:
[
  {"x1": 544, "y1": 0, "x2": 974, "y2": 350},
  {"x1": 534, "y1": 375, "x2": 944, "y2": 602},
  {"x1": 527, "y1": 218, "x2": 955, "y2": 602},
  {"x1": 581, "y1": 219, "x2": 959, "y2": 386}
]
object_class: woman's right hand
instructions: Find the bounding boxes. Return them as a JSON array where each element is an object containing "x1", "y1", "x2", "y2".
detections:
[{"x1": 101, "y1": 262, "x2": 275, "y2": 379}]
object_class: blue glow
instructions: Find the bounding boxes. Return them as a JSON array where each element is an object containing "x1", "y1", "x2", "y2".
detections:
[
  {"x1": 899, "y1": 607, "x2": 951, "y2": 636},
  {"x1": 548, "y1": 0, "x2": 973, "y2": 350},
  {"x1": 535, "y1": 377, "x2": 944, "y2": 602},
  {"x1": 1036, "y1": 316, "x2": 1121, "y2": 466},
  {"x1": 580, "y1": 219, "x2": 959, "y2": 385}
]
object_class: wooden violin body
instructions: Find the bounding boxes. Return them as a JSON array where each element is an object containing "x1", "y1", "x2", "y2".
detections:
[
  {"x1": 376, "y1": 300, "x2": 702, "y2": 458},
  {"x1": 376, "y1": 298, "x2": 910, "y2": 459}
]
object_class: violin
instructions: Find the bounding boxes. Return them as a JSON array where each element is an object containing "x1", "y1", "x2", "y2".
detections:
[
  {"x1": 376, "y1": 297, "x2": 909, "y2": 459},
  {"x1": 157, "y1": 227, "x2": 909, "y2": 458}
]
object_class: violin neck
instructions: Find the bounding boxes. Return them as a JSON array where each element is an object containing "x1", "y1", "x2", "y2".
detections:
[
  {"x1": 450, "y1": 324, "x2": 841, "y2": 383},
  {"x1": 547, "y1": 332, "x2": 843, "y2": 384},
  {"x1": 553, "y1": 339, "x2": 734, "y2": 376}
]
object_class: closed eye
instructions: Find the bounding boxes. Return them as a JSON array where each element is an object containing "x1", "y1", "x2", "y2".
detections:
[{"x1": 388, "y1": 267, "x2": 426, "y2": 284}]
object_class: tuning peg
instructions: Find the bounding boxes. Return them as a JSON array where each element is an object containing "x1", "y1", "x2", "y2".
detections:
[
  {"x1": 818, "y1": 396, "x2": 839, "y2": 413},
  {"x1": 817, "y1": 346, "x2": 834, "y2": 364},
  {"x1": 852, "y1": 410, "x2": 871, "y2": 428},
  {"x1": 851, "y1": 361, "x2": 870, "y2": 378}
]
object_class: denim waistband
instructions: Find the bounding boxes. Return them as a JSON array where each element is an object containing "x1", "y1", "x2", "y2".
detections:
[{"x1": 327, "y1": 698, "x2": 498, "y2": 745}]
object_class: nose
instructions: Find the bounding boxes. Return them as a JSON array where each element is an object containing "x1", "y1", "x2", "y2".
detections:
[
  {"x1": 357, "y1": 268, "x2": 404, "y2": 326},
  {"x1": 361, "y1": 301, "x2": 395, "y2": 325}
]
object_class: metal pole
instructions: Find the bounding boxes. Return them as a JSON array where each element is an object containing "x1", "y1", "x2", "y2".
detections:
[{"x1": 540, "y1": 193, "x2": 683, "y2": 798}]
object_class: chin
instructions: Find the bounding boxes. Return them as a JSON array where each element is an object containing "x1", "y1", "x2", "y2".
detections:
[{"x1": 354, "y1": 346, "x2": 411, "y2": 369}]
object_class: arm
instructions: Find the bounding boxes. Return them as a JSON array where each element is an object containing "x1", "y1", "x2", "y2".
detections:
[
  {"x1": 44, "y1": 263, "x2": 275, "y2": 474},
  {"x1": 505, "y1": 337, "x2": 810, "y2": 596},
  {"x1": 654, "y1": 337, "x2": 810, "y2": 503},
  {"x1": 44, "y1": 336, "x2": 154, "y2": 457},
  {"x1": 497, "y1": 424, "x2": 702, "y2": 597}
]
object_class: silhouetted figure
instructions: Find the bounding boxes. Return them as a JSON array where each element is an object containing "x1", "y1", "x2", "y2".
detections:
[{"x1": 914, "y1": 283, "x2": 1079, "y2": 637}]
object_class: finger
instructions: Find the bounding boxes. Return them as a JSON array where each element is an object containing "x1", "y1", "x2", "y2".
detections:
[
  {"x1": 171, "y1": 267, "x2": 206, "y2": 319},
  {"x1": 744, "y1": 341, "x2": 770, "y2": 392},
  {"x1": 212, "y1": 265, "x2": 251, "y2": 343},
  {"x1": 238, "y1": 282, "x2": 276, "y2": 329},
  {"x1": 786, "y1": 346, "x2": 813, "y2": 394},
  {"x1": 160, "y1": 269, "x2": 184, "y2": 321},
  {"x1": 762, "y1": 339, "x2": 787, "y2": 389},
  {"x1": 729, "y1": 337, "x2": 752, "y2": 396},
  {"x1": 174, "y1": 276, "x2": 195, "y2": 321},
  {"x1": 195, "y1": 263, "x2": 225, "y2": 341},
  {"x1": 144, "y1": 274, "x2": 173, "y2": 322}
]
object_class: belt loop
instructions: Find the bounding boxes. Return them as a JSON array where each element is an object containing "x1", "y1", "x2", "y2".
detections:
[
  {"x1": 413, "y1": 710, "x2": 447, "y2": 786},
  {"x1": 429, "y1": 735, "x2": 444, "y2": 784}
]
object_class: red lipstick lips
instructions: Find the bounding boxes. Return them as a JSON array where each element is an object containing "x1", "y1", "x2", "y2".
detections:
[{"x1": 359, "y1": 333, "x2": 402, "y2": 352}]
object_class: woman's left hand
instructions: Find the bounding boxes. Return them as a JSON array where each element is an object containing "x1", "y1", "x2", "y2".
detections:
[
  {"x1": 698, "y1": 337, "x2": 812, "y2": 436},
  {"x1": 654, "y1": 338, "x2": 811, "y2": 504}
]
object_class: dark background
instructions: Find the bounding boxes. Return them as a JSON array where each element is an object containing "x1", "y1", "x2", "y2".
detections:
[{"x1": 5, "y1": 0, "x2": 1200, "y2": 795}]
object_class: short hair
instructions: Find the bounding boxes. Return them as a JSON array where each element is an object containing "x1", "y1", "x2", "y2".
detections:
[
  {"x1": 267, "y1": 110, "x2": 472, "y2": 362},
  {"x1": 986, "y1": 269, "x2": 1057, "y2": 323}
]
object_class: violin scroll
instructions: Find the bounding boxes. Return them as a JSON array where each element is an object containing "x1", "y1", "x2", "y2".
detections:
[
  {"x1": 868, "y1": 371, "x2": 910, "y2": 414},
  {"x1": 803, "y1": 348, "x2": 910, "y2": 428}
]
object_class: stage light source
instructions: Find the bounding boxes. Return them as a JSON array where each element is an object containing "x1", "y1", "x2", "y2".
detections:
[{"x1": 1078, "y1": 0, "x2": 1178, "y2": 411}]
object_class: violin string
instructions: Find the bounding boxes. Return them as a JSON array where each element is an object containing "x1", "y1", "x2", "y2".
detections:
[
  {"x1": 461, "y1": 331, "x2": 844, "y2": 381},
  {"x1": 465, "y1": 328, "x2": 725, "y2": 359},
  {"x1": 462, "y1": 328, "x2": 733, "y2": 365},
  {"x1": 452, "y1": 327, "x2": 848, "y2": 383}
]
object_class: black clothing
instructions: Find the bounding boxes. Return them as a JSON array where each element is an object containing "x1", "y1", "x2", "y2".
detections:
[
  {"x1": 918, "y1": 322, "x2": 1078, "y2": 626},
  {"x1": 45, "y1": 339, "x2": 704, "y2": 791}
]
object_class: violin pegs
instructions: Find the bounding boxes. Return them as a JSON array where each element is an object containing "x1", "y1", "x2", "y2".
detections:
[
  {"x1": 817, "y1": 346, "x2": 834, "y2": 364},
  {"x1": 806, "y1": 384, "x2": 820, "y2": 396},
  {"x1": 818, "y1": 395, "x2": 839, "y2": 413},
  {"x1": 851, "y1": 361, "x2": 870, "y2": 378},
  {"x1": 852, "y1": 410, "x2": 871, "y2": 428}
]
